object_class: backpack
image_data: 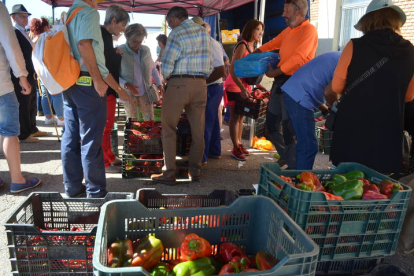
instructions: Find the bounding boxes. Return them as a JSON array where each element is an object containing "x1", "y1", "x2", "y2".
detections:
[{"x1": 32, "y1": 7, "x2": 85, "y2": 95}]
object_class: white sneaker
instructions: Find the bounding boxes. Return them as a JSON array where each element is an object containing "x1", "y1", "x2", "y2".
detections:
[
  {"x1": 45, "y1": 117, "x2": 55, "y2": 125},
  {"x1": 57, "y1": 118, "x2": 64, "y2": 126}
]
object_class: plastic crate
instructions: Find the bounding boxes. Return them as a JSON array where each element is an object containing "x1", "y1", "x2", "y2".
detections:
[
  {"x1": 3, "y1": 192, "x2": 134, "y2": 276},
  {"x1": 235, "y1": 98, "x2": 267, "y2": 119},
  {"x1": 315, "y1": 127, "x2": 332, "y2": 155},
  {"x1": 258, "y1": 162, "x2": 412, "y2": 261},
  {"x1": 176, "y1": 133, "x2": 191, "y2": 156},
  {"x1": 316, "y1": 257, "x2": 383, "y2": 275},
  {"x1": 122, "y1": 153, "x2": 163, "y2": 179},
  {"x1": 93, "y1": 196, "x2": 319, "y2": 275},
  {"x1": 176, "y1": 116, "x2": 191, "y2": 135},
  {"x1": 136, "y1": 188, "x2": 237, "y2": 209},
  {"x1": 110, "y1": 123, "x2": 118, "y2": 157},
  {"x1": 242, "y1": 116, "x2": 267, "y2": 140},
  {"x1": 124, "y1": 129, "x2": 163, "y2": 154}
]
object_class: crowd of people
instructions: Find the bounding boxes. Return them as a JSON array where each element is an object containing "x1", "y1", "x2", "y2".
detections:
[{"x1": 1, "y1": 0, "x2": 414, "y2": 198}]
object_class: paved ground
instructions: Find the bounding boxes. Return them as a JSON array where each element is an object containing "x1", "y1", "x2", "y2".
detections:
[{"x1": 0, "y1": 109, "x2": 413, "y2": 275}]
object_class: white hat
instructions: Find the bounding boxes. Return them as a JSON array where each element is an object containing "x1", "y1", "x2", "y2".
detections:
[{"x1": 354, "y1": 0, "x2": 406, "y2": 31}]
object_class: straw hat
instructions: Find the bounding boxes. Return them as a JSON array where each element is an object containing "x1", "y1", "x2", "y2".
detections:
[{"x1": 354, "y1": 0, "x2": 406, "y2": 30}]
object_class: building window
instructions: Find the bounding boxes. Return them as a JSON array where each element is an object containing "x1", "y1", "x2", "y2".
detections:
[{"x1": 339, "y1": 0, "x2": 369, "y2": 50}]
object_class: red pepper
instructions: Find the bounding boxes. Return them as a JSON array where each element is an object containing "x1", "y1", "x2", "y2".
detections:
[
  {"x1": 363, "y1": 184, "x2": 380, "y2": 193},
  {"x1": 323, "y1": 192, "x2": 344, "y2": 200},
  {"x1": 280, "y1": 175, "x2": 294, "y2": 186},
  {"x1": 180, "y1": 233, "x2": 212, "y2": 261},
  {"x1": 255, "y1": 251, "x2": 279, "y2": 271},
  {"x1": 359, "y1": 178, "x2": 371, "y2": 185},
  {"x1": 362, "y1": 190, "x2": 389, "y2": 200},
  {"x1": 242, "y1": 268, "x2": 260, "y2": 273},
  {"x1": 218, "y1": 256, "x2": 251, "y2": 275},
  {"x1": 379, "y1": 180, "x2": 403, "y2": 198},
  {"x1": 220, "y1": 242, "x2": 246, "y2": 263}
]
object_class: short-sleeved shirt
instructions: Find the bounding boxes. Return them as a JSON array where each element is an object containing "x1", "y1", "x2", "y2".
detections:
[
  {"x1": 209, "y1": 38, "x2": 225, "y2": 86},
  {"x1": 259, "y1": 20, "x2": 318, "y2": 76},
  {"x1": 67, "y1": 0, "x2": 109, "y2": 79},
  {"x1": 161, "y1": 19, "x2": 213, "y2": 79},
  {"x1": 281, "y1": 51, "x2": 341, "y2": 111}
]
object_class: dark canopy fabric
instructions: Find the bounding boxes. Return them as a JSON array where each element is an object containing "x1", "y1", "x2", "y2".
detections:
[{"x1": 41, "y1": 0, "x2": 255, "y2": 17}]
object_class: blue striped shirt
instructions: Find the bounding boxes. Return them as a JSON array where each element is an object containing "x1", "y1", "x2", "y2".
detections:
[{"x1": 161, "y1": 19, "x2": 213, "y2": 79}]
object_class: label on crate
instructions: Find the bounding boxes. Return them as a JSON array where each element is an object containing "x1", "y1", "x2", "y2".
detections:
[{"x1": 244, "y1": 107, "x2": 250, "y2": 112}]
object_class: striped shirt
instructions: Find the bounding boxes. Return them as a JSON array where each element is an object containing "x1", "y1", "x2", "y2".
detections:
[{"x1": 161, "y1": 19, "x2": 213, "y2": 79}]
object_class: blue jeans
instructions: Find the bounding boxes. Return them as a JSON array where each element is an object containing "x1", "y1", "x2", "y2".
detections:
[
  {"x1": 0, "y1": 92, "x2": 19, "y2": 137},
  {"x1": 203, "y1": 84, "x2": 224, "y2": 162},
  {"x1": 61, "y1": 84, "x2": 107, "y2": 198},
  {"x1": 40, "y1": 84, "x2": 64, "y2": 117},
  {"x1": 283, "y1": 93, "x2": 318, "y2": 170}
]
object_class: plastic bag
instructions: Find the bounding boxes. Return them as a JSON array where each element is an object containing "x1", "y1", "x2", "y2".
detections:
[
  {"x1": 234, "y1": 52, "x2": 280, "y2": 79},
  {"x1": 252, "y1": 136, "x2": 275, "y2": 151}
]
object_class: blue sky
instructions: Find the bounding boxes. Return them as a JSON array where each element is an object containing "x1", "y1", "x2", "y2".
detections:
[{"x1": 4, "y1": 0, "x2": 165, "y2": 26}]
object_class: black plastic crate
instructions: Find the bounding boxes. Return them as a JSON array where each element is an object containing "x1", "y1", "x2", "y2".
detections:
[
  {"x1": 122, "y1": 153, "x2": 163, "y2": 178},
  {"x1": 235, "y1": 98, "x2": 267, "y2": 119},
  {"x1": 3, "y1": 192, "x2": 133, "y2": 276},
  {"x1": 177, "y1": 133, "x2": 191, "y2": 156},
  {"x1": 235, "y1": 188, "x2": 256, "y2": 197},
  {"x1": 315, "y1": 127, "x2": 332, "y2": 155},
  {"x1": 242, "y1": 116, "x2": 267, "y2": 140},
  {"x1": 136, "y1": 188, "x2": 237, "y2": 209},
  {"x1": 316, "y1": 257, "x2": 383, "y2": 275},
  {"x1": 176, "y1": 116, "x2": 191, "y2": 135},
  {"x1": 124, "y1": 128, "x2": 163, "y2": 154}
]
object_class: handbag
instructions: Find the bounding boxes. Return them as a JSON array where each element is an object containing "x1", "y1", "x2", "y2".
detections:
[
  {"x1": 234, "y1": 40, "x2": 264, "y2": 85},
  {"x1": 147, "y1": 84, "x2": 160, "y2": 104},
  {"x1": 325, "y1": 56, "x2": 389, "y2": 131}
]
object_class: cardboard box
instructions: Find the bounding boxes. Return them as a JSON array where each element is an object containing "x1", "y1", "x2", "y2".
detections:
[{"x1": 221, "y1": 29, "x2": 240, "y2": 44}]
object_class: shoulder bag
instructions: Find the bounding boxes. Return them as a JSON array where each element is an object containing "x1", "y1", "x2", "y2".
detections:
[
  {"x1": 325, "y1": 56, "x2": 389, "y2": 131},
  {"x1": 147, "y1": 84, "x2": 160, "y2": 104}
]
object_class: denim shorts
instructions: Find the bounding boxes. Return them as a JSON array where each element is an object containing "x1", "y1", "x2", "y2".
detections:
[{"x1": 0, "y1": 92, "x2": 20, "y2": 137}]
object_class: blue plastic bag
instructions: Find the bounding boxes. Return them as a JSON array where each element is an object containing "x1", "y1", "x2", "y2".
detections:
[{"x1": 234, "y1": 52, "x2": 280, "y2": 78}]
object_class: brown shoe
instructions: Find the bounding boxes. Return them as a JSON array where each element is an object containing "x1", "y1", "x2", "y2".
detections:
[
  {"x1": 31, "y1": 131, "x2": 48, "y2": 137},
  {"x1": 20, "y1": 136, "x2": 40, "y2": 143},
  {"x1": 188, "y1": 173, "x2": 200, "y2": 182},
  {"x1": 151, "y1": 173, "x2": 176, "y2": 185}
]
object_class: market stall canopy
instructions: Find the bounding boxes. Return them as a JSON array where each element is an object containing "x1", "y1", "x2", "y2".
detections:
[{"x1": 41, "y1": 0, "x2": 255, "y2": 17}]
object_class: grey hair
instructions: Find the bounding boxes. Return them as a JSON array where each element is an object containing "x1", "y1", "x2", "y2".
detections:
[
  {"x1": 288, "y1": 0, "x2": 308, "y2": 18},
  {"x1": 166, "y1": 6, "x2": 188, "y2": 21},
  {"x1": 125, "y1": 23, "x2": 147, "y2": 40},
  {"x1": 104, "y1": 5, "x2": 130, "y2": 25}
]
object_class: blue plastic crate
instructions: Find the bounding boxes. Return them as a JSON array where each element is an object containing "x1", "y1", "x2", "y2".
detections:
[
  {"x1": 93, "y1": 196, "x2": 319, "y2": 276},
  {"x1": 258, "y1": 163, "x2": 411, "y2": 261},
  {"x1": 3, "y1": 192, "x2": 134, "y2": 276}
]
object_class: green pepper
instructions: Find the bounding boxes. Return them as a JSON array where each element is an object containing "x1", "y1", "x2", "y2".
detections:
[
  {"x1": 322, "y1": 181, "x2": 336, "y2": 191},
  {"x1": 173, "y1": 257, "x2": 216, "y2": 276},
  {"x1": 295, "y1": 183, "x2": 315, "y2": 191},
  {"x1": 332, "y1": 174, "x2": 347, "y2": 184},
  {"x1": 331, "y1": 179, "x2": 363, "y2": 200},
  {"x1": 344, "y1": 170, "x2": 365, "y2": 180},
  {"x1": 150, "y1": 263, "x2": 174, "y2": 276}
]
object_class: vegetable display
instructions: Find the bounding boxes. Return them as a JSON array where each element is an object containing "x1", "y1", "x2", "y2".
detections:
[
  {"x1": 276, "y1": 170, "x2": 404, "y2": 200},
  {"x1": 107, "y1": 235, "x2": 280, "y2": 275}
]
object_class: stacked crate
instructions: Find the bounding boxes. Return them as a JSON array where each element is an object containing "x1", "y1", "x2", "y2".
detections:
[{"x1": 122, "y1": 119, "x2": 164, "y2": 178}]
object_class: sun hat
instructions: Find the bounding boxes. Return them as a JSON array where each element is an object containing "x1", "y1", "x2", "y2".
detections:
[
  {"x1": 192, "y1": 16, "x2": 206, "y2": 27},
  {"x1": 355, "y1": 0, "x2": 406, "y2": 30},
  {"x1": 10, "y1": 4, "x2": 31, "y2": 16}
]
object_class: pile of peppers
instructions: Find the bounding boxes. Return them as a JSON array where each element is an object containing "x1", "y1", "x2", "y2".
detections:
[
  {"x1": 279, "y1": 170, "x2": 404, "y2": 201},
  {"x1": 108, "y1": 234, "x2": 280, "y2": 275}
]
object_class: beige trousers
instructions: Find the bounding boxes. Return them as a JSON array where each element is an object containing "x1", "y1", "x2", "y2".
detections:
[
  {"x1": 124, "y1": 95, "x2": 154, "y2": 121},
  {"x1": 161, "y1": 77, "x2": 207, "y2": 178}
]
